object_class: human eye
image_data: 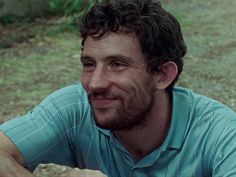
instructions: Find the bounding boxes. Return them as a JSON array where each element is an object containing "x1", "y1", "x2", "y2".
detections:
[
  {"x1": 110, "y1": 60, "x2": 128, "y2": 71},
  {"x1": 81, "y1": 59, "x2": 96, "y2": 72}
]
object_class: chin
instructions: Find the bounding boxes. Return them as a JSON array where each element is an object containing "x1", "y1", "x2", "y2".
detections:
[
  {"x1": 94, "y1": 113, "x2": 113, "y2": 129},
  {"x1": 94, "y1": 114, "x2": 142, "y2": 131},
  {"x1": 93, "y1": 111, "x2": 119, "y2": 130},
  {"x1": 92, "y1": 106, "x2": 146, "y2": 131}
]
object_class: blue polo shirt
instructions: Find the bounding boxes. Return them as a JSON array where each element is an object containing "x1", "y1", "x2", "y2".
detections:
[{"x1": 1, "y1": 83, "x2": 236, "y2": 177}]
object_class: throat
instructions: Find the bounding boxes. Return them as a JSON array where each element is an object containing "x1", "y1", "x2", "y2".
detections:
[
  {"x1": 114, "y1": 128, "x2": 167, "y2": 162},
  {"x1": 130, "y1": 150, "x2": 149, "y2": 162},
  {"x1": 128, "y1": 146, "x2": 159, "y2": 162}
]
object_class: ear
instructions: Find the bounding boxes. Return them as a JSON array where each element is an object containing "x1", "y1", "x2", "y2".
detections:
[{"x1": 155, "y1": 61, "x2": 178, "y2": 90}]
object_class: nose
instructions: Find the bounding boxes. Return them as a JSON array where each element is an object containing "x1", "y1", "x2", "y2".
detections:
[{"x1": 89, "y1": 65, "x2": 110, "y2": 92}]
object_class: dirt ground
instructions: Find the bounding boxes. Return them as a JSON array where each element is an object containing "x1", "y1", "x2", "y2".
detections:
[{"x1": 0, "y1": 0, "x2": 236, "y2": 176}]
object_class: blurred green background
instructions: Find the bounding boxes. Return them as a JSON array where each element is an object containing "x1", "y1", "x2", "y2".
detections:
[{"x1": 0, "y1": 0, "x2": 236, "y2": 176}]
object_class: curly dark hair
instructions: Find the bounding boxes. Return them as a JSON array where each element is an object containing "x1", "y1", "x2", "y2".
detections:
[{"x1": 80, "y1": 0, "x2": 187, "y2": 91}]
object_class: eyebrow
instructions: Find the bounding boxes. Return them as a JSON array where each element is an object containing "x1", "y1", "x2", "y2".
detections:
[
  {"x1": 80, "y1": 55, "x2": 93, "y2": 62},
  {"x1": 106, "y1": 55, "x2": 133, "y2": 62},
  {"x1": 81, "y1": 54, "x2": 133, "y2": 63}
]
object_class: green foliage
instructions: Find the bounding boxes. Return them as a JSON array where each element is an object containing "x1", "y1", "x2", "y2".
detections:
[
  {"x1": 0, "y1": 15, "x2": 15, "y2": 24},
  {"x1": 48, "y1": 0, "x2": 98, "y2": 19},
  {"x1": 0, "y1": 15, "x2": 32, "y2": 25},
  {"x1": 48, "y1": 0, "x2": 99, "y2": 31}
]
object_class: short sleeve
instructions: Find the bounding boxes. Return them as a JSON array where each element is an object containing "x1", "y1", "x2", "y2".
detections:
[
  {"x1": 212, "y1": 119, "x2": 236, "y2": 176},
  {"x1": 0, "y1": 83, "x2": 91, "y2": 171}
]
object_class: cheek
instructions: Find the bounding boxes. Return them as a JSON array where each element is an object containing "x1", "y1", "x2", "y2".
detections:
[
  {"x1": 131, "y1": 77, "x2": 155, "y2": 100},
  {"x1": 113, "y1": 77, "x2": 146, "y2": 99},
  {"x1": 81, "y1": 74, "x2": 90, "y2": 91},
  {"x1": 112, "y1": 77, "x2": 134, "y2": 93}
]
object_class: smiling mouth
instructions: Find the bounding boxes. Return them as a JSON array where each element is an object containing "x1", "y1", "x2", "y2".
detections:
[
  {"x1": 88, "y1": 92, "x2": 119, "y2": 108},
  {"x1": 91, "y1": 99, "x2": 118, "y2": 109}
]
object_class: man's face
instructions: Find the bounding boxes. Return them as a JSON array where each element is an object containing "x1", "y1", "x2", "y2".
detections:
[{"x1": 81, "y1": 32, "x2": 157, "y2": 131}]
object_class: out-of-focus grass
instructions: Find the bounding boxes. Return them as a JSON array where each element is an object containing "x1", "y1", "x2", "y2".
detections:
[
  {"x1": 0, "y1": 0, "x2": 236, "y2": 175},
  {"x1": 1, "y1": 0, "x2": 235, "y2": 121},
  {"x1": 162, "y1": 0, "x2": 236, "y2": 110},
  {"x1": 0, "y1": 20, "x2": 82, "y2": 121}
]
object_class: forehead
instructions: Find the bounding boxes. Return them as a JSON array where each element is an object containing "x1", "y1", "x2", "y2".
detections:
[{"x1": 82, "y1": 32, "x2": 144, "y2": 59}]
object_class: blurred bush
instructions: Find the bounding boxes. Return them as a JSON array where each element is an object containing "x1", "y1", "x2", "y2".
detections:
[
  {"x1": 47, "y1": 0, "x2": 99, "y2": 31},
  {"x1": 49, "y1": 0, "x2": 98, "y2": 19},
  {"x1": 0, "y1": 0, "x2": 98, "y2": 26}
]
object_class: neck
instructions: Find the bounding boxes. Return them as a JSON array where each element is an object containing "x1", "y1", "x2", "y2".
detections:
[{"x1": 114, "y1": 90, "x2": 172, "y2": 161}]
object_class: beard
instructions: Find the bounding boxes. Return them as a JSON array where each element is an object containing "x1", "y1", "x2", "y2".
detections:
[{"x1": 88, "y1": 90, "x2": 154, "y2": 131}]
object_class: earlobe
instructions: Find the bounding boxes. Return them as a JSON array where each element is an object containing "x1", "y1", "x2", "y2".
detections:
[{"x1": 155, "y1": 62, "x2": 178, "y2": 90}]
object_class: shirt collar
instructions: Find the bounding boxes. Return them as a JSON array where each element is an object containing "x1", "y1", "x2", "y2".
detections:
[
  {"x1": 97, "y1": 126, "x2": 111, "y2": 136},
  {"x1": 162, "y1": 87, "x2": 190, "y2": 150}
]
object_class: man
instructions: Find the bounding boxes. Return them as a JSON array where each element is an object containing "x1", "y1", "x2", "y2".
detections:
[{"x1": 1, "y1": 0, "x2": 236, "y2": 176}]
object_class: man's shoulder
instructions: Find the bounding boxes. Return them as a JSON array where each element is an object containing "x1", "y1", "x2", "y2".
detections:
[
  {"x1": 43, "y1": 82, "x2": 88, "y2": 105},
  {"x1": 173, "y1": 86, "x2": 236, "y2": 125},
  {"x1": 36, "y1": 82, "x2": 91, "y2": 116},
  {"x1": 173, "y1": 86, "x2": 235, "y2": 112},
  {"x1": 49, "y1": 82, "x2": 86, "y2": 97}
]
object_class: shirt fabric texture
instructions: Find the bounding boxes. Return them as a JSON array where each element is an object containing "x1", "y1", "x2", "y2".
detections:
[{"x1": 1, "y1": 82, "x2": 236, "y2": 177}]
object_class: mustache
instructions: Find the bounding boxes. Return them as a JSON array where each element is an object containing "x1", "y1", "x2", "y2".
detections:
[{"x1": 88, "y1": 92, "x2": 118, "y2": 100}]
